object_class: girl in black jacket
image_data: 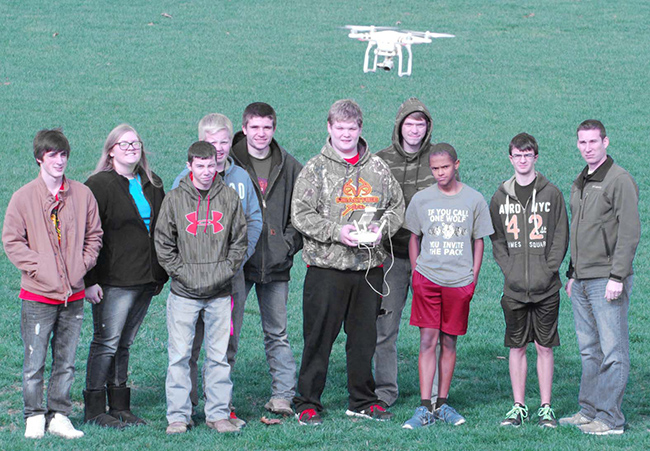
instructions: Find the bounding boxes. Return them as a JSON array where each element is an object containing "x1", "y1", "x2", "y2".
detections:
[{"x1": 83, "y1": 124, "x2": 167, "y2": 428}]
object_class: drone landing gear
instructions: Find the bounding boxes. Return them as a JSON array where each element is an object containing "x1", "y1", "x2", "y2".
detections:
[{"x1": 363, "y1": 42, "x2": 413, "y2": 77}]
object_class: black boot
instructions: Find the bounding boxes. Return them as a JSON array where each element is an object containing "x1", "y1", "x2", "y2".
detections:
[
  {"x1": 108, "y1": 386, "x2": 146, "y2": 425},
  {"x1": 83, "y1": 389, "x2": 127, "y2": 428}
]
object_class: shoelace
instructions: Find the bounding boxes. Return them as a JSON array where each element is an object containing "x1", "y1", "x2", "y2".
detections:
[
  {"x1": 506, "y1": 404, "x2": 529, "y2": 420},
  {"x1": 537, "y1": 405, "x2": 554, "y2": 420}
]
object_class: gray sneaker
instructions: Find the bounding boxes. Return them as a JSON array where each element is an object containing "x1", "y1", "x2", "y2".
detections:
[
  {"x1": 207, "y1": 419, "x2": 241, "y2": 433},
  {"x1": 579, "y1": 419, "x2": 624, "y2": 435},
  {"x1": 265, "y1": 398, "x2": 294, "y2": 416},
  {"x1": 559, "y1": 412, "x2": 592, "y2": 426}
]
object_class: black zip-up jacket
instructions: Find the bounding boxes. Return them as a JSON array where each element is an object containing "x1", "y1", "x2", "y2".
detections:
[
  {"x1": 84, "y1": 169, "x2": 168, "y2": 288},
  {"x1": 231, "y1": 131, "x2": 303, "y2": 283},
  {"x1": 489, "y1": 173, "x2": 569, "y2": 303}
]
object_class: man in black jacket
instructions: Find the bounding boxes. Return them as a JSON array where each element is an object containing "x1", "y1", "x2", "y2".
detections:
[{"x1": 230, "y1": 102, "x2": 303, "y2": 416}]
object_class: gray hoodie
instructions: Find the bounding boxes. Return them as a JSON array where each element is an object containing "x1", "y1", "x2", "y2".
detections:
[{"x1": 155, "y1": 172, "x2": 247, "y2": 299}]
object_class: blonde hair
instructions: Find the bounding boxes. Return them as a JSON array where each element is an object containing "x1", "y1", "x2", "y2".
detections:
[
  {"x1": 327, "y1": 99, "x2": 363, "y2": 127},
  {"x1": 94, "y1": 124, "x2": 161, "y2": 187},
  {"x1": 198, "y1": 113, "x2": 233, "y2": 140}
]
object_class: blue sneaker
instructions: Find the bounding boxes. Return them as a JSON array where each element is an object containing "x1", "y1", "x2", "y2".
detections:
[
  {"x1": 434, "y1": 404, "x2": 466, "y2": 425},
  {"x1": 402, "y1": 406, "x2": 436, "y2": 429}
]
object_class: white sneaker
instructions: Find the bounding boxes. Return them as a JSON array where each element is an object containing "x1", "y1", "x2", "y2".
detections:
[
  {"x1": 47, "y1": 413, "x2": 84, "y2": 439},
  {"x1": 25, "y1": 414, "x2": 46, "y2": 439}
]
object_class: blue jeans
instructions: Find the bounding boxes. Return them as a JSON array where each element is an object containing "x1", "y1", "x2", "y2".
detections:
[
  {"x1": 374, "y1": 257, "x2": 438, "y2": 406},
  {"x1": 246, "y1": 280, "x2": 296, "y2": 400},
  {"x1": 166, "y1": 292, "x2": 231, "y2": 424},
  {"x1": 21, "y1": 299, "x2": 84, "y2": 419},
  {"x1": 86, "y1": 284, "x2": 156, "y2": 390},
  {"x1": 189, "y1": 269, "x2": 246, "y2": 406},
  {"x1": 570, "y1": 276, "x2": 632, "y2": 428}
]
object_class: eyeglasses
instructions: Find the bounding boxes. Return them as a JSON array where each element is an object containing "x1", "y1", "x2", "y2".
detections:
[
  {"x1": 510, "y1": 153, "x2": 536, "y2": 161},
  {"x1": 115, "y1": 141, "x2": 143, "y2": 150}
]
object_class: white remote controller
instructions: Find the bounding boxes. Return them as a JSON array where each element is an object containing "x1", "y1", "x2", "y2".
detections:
[{"x1": 350, "y1": 219, "x2": 387, "y2": 246}]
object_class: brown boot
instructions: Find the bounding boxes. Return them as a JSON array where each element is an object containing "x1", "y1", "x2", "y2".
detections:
[
  {"x1": 83, "y1": 389, "x2": 127, "y2": 429},
  {"x1": 108, "y1": 386, "x2": 146, "y2": 425}
]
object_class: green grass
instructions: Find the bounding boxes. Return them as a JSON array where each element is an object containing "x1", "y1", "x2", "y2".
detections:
[{"x1": 1, "y1": 0, "x2": 650, "y2": 449}]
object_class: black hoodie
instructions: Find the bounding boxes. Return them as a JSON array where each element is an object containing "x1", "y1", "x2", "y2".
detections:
[
  {"x1": 489, "y1": 173, "x2": 569, "y2": 303},
  {"x1": 230, "y1": 131, "x2": 303, "y2": 283}
]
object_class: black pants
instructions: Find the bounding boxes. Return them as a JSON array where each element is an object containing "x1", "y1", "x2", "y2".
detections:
[{"x1": 294, "y1": 266, "x2": 383, "y2": 413}]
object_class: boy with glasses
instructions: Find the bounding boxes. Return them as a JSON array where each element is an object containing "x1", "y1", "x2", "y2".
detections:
[{"x1": 489, "y1": 133, "x2": 568, "y2": 428}]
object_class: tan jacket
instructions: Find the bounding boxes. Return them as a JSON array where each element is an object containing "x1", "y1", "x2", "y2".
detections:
[{"x1": 2, "y1": 175, "x2": 103, "y2": 302}]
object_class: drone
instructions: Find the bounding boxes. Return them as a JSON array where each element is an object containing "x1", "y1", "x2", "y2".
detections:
[{"x1": 344, "y1": 25, "x2": 455, "y2": 77}]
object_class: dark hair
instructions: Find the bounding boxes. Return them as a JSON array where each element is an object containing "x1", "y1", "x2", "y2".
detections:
[
  {"x1": 187, "y1": 141, "x2": 217, "y2": 164},
  {"x1": 429, "y1": 142, "x2": 457, "y2": 162},
  {"x1": 429, "y1": 143, "x2": 461, "y2": 181},
  {"x1": 242, "y1": 102, "x2": 277, "y2": 129},
  {"x1": 577, "y1": 119, "x2": 606, "y2": 139},
  {"x1": 509, "y1": 133, "x2": 538, "y2": 156},
  {"x1": 33, "y1": 128, "x2": 70, "y2": 165}
]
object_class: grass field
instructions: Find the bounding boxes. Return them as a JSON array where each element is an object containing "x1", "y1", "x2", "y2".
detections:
[{"x1": 1, "y1": 0, "x2": 649, "y2": 449}]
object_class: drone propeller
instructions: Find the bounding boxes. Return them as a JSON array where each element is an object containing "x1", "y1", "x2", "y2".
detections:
[
  {"x1": 342, "y1": 25, "x2": 398, "y2": 32},
  {"x1": 402, "y1": 30, "x2": 455, "y2": 38}
]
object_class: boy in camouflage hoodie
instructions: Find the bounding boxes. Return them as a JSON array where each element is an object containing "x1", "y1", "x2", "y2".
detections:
[{"x1": 291, "y1": 100, "x2": 404, "y2": 425}]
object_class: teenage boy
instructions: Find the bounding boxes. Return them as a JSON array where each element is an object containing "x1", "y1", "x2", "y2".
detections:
[
  {"x1": 291, "y1": 99, "x2": 405, "y2": 425},
  {"x1": 155, "y1": 141, "x2": 247, "y2": 434},
  {"x1": 230, "y1": 102, "x2": 303, "y2": 416},
  {"x1": 560, "y1": 120, "x2": 640, "y2": 435},
  {"x1": 489, "y1": 133, "x2": 568, "y2": 428},
  {"x1": 402, "y1": 145, "x2": 493, "y2": 429},
  {"x1": 172, "y1": 114, "x2": 262, "y2": 427},
  {"x1": 3, "y1": 129, "x2": 103, "y2": 439},
  {"x1": 374, "y1": 97, "x2": 439, "y2": 407}
]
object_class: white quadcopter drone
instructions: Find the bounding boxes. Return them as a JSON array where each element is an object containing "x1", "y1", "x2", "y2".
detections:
[{"x1": 344, "y1": 25, "x2": 455, "y2": 77}]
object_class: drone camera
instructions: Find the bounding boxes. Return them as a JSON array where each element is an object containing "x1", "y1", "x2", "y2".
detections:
[{"x1": 377, "y1": 57, "x2": 394, "y2": 71}]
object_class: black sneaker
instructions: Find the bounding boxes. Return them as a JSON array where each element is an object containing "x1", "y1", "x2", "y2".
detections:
[
  {"x1": 296, "y1": 409, "x2": 323, "y2": 426},
  {"x1": 345, "y1": 404, "x2": 393, "y2": 421},
  {"x1": 537, "y1": 405, "x2": 558, "y2": 428},
  {"x1": 500, "y1": 404, "x2": 528, "y2": 427}
]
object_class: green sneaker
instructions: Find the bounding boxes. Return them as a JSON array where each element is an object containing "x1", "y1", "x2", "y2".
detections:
[
  {"x1": 537, "y1": 405, "x2": 558, "y2": 428},
  {"x1": 500, "y1": 404, "x2": 528, "y2": 427}
]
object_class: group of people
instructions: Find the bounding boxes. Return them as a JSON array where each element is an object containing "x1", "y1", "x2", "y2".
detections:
[{"x1": 2, "y1": 97, "x2": 639, "y2": 440}]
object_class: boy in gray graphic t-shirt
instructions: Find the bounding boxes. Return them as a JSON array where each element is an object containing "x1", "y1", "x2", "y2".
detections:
[{"x1": 401, "y1": 144, "x2": 493, "y2": 430}]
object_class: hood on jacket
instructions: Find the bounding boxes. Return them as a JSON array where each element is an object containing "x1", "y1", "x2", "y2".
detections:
[
  {"x1": 497, "y1": 172, "x2": 551, "y2": 231},
  {"x1": 321, "y1": 136, "x2": 370, "y2": 165},
  {"x1": 231, "y1": 130, "x2": 283, "y2": 170},
  {"x1": 177, "y1": 170, "x2": 226, "y2": 235},
  {"x1": 391, "y1": 97, "x2": 434, "y2": 159}
]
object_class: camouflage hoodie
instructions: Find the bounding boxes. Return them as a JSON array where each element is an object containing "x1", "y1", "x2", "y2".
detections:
[
  {"x1": 155, "y1": 172, "x2": 247, "y2": 299},
  {"x1": 376, "y1": 98, "x2": 436, "y2": 258},
  {"x1": 292, "y1": 137, "x2": 404, "y2": 271}
]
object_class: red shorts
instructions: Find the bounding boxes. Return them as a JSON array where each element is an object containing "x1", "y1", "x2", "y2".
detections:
[{"x1": 410, "y1": 270, "x2": 475, "y2": 336}]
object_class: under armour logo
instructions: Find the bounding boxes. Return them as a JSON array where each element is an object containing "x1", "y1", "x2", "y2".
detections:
[{"x1": 185, "y1": 210, "x2": 224, "y2": 235}]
